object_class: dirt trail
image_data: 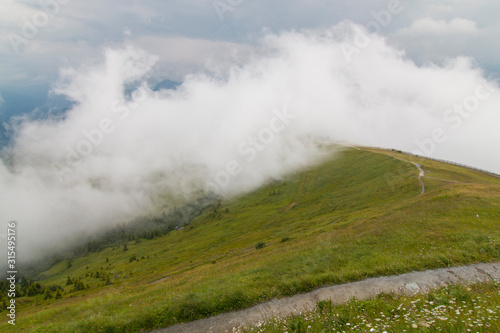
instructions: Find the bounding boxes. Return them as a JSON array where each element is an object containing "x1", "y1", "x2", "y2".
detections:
[
  {"x1": 151, "y1": 262, "x2": 500, "y2": 333},
  {"x1": 382, "y1": 152, "x2": 467, "y2": 194},
  {"x1": 387, "y1": 154, "x2": 426, "y2": 195},
  {"x1": 412, "y1": 161, "x2": 426, "y2": 195}
]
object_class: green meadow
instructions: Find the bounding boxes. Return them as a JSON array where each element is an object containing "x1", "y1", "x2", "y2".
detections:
[{"x1": 3, "y1": 146, "x2": 500, "y2": 332}]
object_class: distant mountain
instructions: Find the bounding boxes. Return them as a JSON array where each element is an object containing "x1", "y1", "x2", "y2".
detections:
[
  {"x1": 0, "y1": 88, "x2": 75, "y2": 148},
  {"x1": 152, "y1": 79, "x2": 181, "y2": 91}
]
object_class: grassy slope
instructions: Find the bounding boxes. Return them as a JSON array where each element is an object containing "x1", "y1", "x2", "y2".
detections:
[{"x1": 3, "y1": 146, "x2": 500, "y2": 332}]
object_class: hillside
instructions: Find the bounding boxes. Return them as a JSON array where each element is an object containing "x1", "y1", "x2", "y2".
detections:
[{"x1": 2, "y1": 145, "x2": 500, "y2": 332}]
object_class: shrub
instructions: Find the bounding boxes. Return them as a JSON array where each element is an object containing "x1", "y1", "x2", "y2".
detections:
[
  {"x1": 43, "y1": 288, "x2": 53, "y2": 300},
  {"x1": 71, "y1": 280, "x2": 86, "y2": 292},
  {"x1": 255, "y1": 242, "x2": 266, "y2": 250},
  {"x1": 66, "y1": 276, "x2": 73, "y2": 286},
  {"x1": 48, "y1": 284, "x2": 62, "y2": 292},
  {"x1": 26, "y1": 282, "x2": 43, "y2": 297}
]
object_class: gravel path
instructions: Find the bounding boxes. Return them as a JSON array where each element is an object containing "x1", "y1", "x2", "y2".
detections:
[
  {"x1": 386, "y1": 154, "x2": 426, "y2": 195},
  {"x1": 412, "y1": 161, "x2": 425, "y2": 195},
  {"x1": 151, "y1": 262, "x2": 500, "y2": 333}
]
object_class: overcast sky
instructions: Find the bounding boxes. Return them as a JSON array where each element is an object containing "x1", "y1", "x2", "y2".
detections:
[{"x1": 1, "y1": 0, "x2": 499, "y2": 91}]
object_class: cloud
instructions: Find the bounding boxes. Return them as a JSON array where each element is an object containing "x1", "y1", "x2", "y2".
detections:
[
  {"x1": 3, "y1": 0, "x2": 500, "y2": 93},
  {"x1": 135, "y1": 36, "x2": 253, "y2": 65},
  {"x1": 1, "y1": 23, "x2": 500, "y2": 264},
  {"x1": 389, "y1": 15, "x2": 500, "y2": 76},
  {"x1": 397, "y1": 17, "x2": 479, "y2": 35},
  {"x1": 0, "y1": 0, "x2": 37, "y2": 27}
]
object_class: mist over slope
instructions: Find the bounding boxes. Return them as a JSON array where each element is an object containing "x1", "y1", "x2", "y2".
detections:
[{"x1": 1, "y1": 22, "x2": 499, "y2": 263}]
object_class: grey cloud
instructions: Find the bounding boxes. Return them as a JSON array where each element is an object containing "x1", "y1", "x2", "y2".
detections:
[
  {"x1": 2, "y1": 0, "x2": 500, "y2": 89},
  {"x1": 396, "y1": 17, "x2": 479, "y2": 35}
]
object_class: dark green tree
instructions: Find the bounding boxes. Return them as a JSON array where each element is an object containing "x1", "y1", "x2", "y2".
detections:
[
  {"x1": 66, "y1": 276, "x2": 73, "y2": 286},
  {"x1": 43, "y1": 288, "x2": 53, "y2": 300}
]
